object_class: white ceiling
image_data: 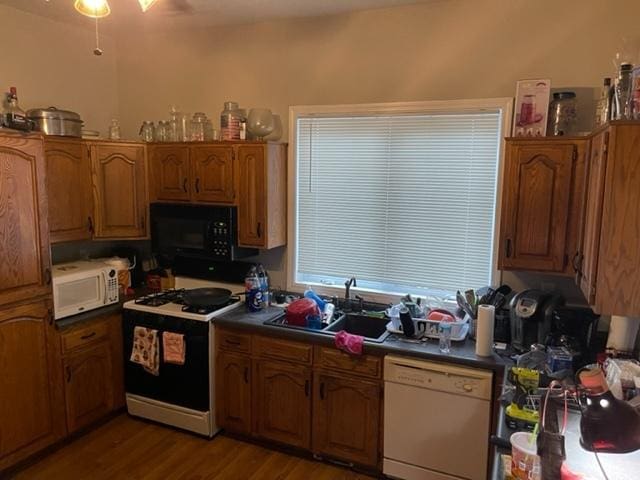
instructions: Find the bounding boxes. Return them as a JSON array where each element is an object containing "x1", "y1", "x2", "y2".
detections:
[{"x1": 0, "y1": 0, "x2": 435, "y2": 31}]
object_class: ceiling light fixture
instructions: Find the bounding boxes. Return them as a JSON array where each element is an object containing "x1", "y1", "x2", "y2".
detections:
[
  {"x1": 74, "y1": 0, "x2": 111, "y2": 18},
  {"x1": 138, "y1": 0, "x2": 159, "y2": 12}
]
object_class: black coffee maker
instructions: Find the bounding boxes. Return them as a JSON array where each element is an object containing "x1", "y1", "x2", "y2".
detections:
[
  {"x1": 509, "y1": 290, "x2": 564, "y2": 352},
  {"x1": 546, "y1": 306, "x2": 600, "y2": 368}
]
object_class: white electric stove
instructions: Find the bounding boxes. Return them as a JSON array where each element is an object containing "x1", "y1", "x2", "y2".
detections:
[{"x1": 123, "y1": 276, "x2": 244, "y2": 437}]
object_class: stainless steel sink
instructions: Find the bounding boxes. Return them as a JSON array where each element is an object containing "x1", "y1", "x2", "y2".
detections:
[
  {"x1": 322, "y1": 313, "x2": 390, "y2": 343},
  {"x1": 263, "y1": 311, "x2": 390, "y2": 343}
]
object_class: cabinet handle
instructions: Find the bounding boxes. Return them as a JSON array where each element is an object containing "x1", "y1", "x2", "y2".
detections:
[
  {"x1": 319, "y1": 382, "x2": 325, "y2": 400},
  {"x1": 225, "y1": 339, "x2": 241, "y2": 346},
  {"x1": 257, "y1": 222, "x2": 262, "y2": 238},
  {"x1": 141, "y1": 215, "x2": 146, "y2": 230},
  {"x1": 80, "y1": 332, "x2": 96, "y2": 340},
  {"x1": 244, "y1": 366, "x2": 249, "y2": 384},
  {"x1": 66, "y1": 366, "x2": 72, "y2": 383},
  {"x1": 87, "y1": 216, "x2": 94, "y2": 234},
  {"x1": 505, "y1": 238, "x2": 512, "y2": 258},
  {"x1": 44, "y1": 267, "x2": 52, "y2": 285},
  {"x1": 305, "y1": 379, "x2": 310, "y2": 397},
  {"x1": 183, "y1": 178, "x2": 188, "y2": 192},
  {"x1": 47, "y1": 308, "x2": 54, "y2": 326},
  {"x1": 195, "y1": 178, "x2": 200, "y2": 193},
  {"x1": 572, "y1": 252, "x2": 581, "y2": 274}
]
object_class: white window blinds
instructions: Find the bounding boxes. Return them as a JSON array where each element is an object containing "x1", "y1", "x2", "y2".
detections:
[{"x1": 295, "y1": 111, "x2": 502, "y2": 295}]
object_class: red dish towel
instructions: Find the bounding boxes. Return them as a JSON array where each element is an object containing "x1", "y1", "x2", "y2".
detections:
[
  {"x1": 162, "y1": 332, "x2": 186, "y2": 365},
  {"x1": 334, "y1": 330, "x2": 364, "y2": 356}
]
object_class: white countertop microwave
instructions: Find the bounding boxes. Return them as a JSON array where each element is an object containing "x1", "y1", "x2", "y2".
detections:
[{"x1": 52, "y1": 261, "x2": 119, "y2": 320}]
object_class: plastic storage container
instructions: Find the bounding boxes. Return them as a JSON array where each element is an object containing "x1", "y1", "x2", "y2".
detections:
[{"x1": 547, "y1": 91, "x2": 577, "y2": 136}]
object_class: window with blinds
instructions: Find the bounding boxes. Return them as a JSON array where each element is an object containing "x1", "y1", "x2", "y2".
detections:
[{"x1": 295, "y1": 109, "x2": 503, "y2": 296}]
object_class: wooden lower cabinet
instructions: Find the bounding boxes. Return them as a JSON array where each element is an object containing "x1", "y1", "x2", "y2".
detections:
[
  {"x1": 312, "y1": 373, "x2": 381, "y2": 468},
  {"x1": 0, "y1": 300, "x2": 65, "y2": 471},
  {"x1": 215, "y1": 351, "x2": 252, "y2": 435},
  {"x1": 63, "y1": 341, "x2": 114, "y2": 434},
  {"x1": 253, "y1": 360, "x2": 312, "y2": 449}
]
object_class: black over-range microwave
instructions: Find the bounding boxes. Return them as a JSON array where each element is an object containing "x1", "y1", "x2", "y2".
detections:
[{"x1": 150, "y1": 203, "x2": 258, "y2": 264}]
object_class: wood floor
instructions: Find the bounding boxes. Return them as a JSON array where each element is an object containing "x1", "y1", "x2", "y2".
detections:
[{"x1": 11, "y1": 414, "x2": 376, "y2": 480}]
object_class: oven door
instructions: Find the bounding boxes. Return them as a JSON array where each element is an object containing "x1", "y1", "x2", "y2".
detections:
[{"x1": 122, "y1": 310, "x2": 210, "y2": 412}]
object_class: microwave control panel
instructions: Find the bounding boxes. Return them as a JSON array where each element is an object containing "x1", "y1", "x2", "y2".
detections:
[
  {"x1": 208, "y1": 221, "x2": 231, "y2": 258},
  {"x1": 106, "y1": 269, "x2": 119, "y2": 303}
]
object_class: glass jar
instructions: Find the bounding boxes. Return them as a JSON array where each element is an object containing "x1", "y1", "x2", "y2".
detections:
[
  {"x1": 155, "y1": 120, "x2": 169, "y2": 142},
  {"x1": 190, "y1": 112, "x2": 207, "y2": 141},
  {"x1": 547, "y1": 91, "x2": 577, "y2": 136},
  {"x1": 439, "y1": 323, "x2": 452, "y2": 354},
  {"x1": 615, "y1": 63, "x2": 633, "y2": 120},
  {"x1": 108, "y1": 118, "x2": 121, "y2": 140},
  {"x1": 139, "y1": 121, "x2": 155, "y2": 142},
  {"x1": 220, "y1": 101, "x2": 242, "y2": 140}
]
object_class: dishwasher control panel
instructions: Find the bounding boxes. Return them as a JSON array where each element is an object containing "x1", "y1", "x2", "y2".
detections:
[{"x1": 384, "y1": 355, "x2": 493, "y2": 400}]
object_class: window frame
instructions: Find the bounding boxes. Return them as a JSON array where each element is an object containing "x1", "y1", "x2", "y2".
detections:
[{"x1": 287, "y1": 98, "x2": 514, "y2": 304}]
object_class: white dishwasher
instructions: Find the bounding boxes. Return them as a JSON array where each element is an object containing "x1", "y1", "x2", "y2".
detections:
[{"x1": 384, "y1": 356, "x2": 493, "y2": 480}]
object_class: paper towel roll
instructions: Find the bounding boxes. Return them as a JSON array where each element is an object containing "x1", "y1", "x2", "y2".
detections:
[
  {"x1": 475, "y1": 304, "x2": 495, "y2": 357},
  {"x1": 606, "y1": 316, "x2": 640, "y2": 352}
]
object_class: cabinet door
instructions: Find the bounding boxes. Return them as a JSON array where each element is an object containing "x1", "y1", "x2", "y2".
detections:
[
  {"x1": 215, "y1": 351, "x2": 251, "y2": 434},
  {"x1": 191, "y1": 145, "x2": 235, "y2": 204},
  {"x1": 91, "y1": 143, "x2": 147, "y2": 238},
  {"x1": 254, "y1": 360, "x2": 311, "y2": 449},
  {"x1": 0, "y1": 135, "x2": 51, "y2": 308},
  {"x1": 313, "y1": 373, "x2": 380, "y2": 467},
  {"x1": 149, "y1": 145, "x2": 190, "y2": 202},
  {"x1": 237, "y1": 145, "x2": 266, "y2": 247},
  {"x1": 579, "y1": 131, "x2": 609, "y2": 304},
  {"x1": 499, "y1": 143, "x2": 575, "y2": 272},
  {"x1": 0, "y1": 301, "x2": 65, "y2": 470},
  {"x1": 63, "y1": 341, "x2": 114, "y2": 434},
  {"x1": 45, "y1": 139, "x2": 93, "y2": 243}
]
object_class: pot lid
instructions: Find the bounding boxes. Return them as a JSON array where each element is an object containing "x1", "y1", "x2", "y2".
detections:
[{"x1": 26, "y1": 106, "x2": 82, "y2": 122}]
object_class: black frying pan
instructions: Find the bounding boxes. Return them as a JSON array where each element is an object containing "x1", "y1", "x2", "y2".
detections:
[{"x1": 182, "y1": 288, "x2": 235, "y2": 308}]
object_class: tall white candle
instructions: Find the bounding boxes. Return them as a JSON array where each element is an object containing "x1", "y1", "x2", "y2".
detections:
[{"x1": 475, "y1": 304, "x2": 495, "y2": 357}]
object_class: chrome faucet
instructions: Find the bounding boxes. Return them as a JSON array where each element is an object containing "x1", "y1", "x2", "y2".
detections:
[{"x1": 344, "y1": 277, "x2": 357, "y2": 300}]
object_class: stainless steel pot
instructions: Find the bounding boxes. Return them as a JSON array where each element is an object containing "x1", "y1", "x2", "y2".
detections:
[{"x1": 26, "y1": 107, "x2": 83, "y2": 137}]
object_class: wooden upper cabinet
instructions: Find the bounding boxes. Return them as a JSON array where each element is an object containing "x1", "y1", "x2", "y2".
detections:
[
  {"x1": 44, "y1": 138, "x2": 93, "y2": 243},
  {"x1": 253, "y1": 360, "x2": 312, "y2": 449},
  {"x1": 0, "y1": 300, "x2": 65, "y2": 470},
  {"x1": 0, "y1": 133, "x2": 51, "y2": 307},
  {"x1": 90, "y1": 142, "x2": 148, "y2": 239},
  {"x1": 499, "y1": 140, "x2": 586, "y2": 274},
  {"x1": 236, "y1": 144, "x2": 286, "y2": 248},
  {"x1": 192, "y1": 145, "x2": 235, "y2": 204},
  {"x1": 579, "y1": 130, "x2": 609, "y2": 304},
  {"x1": 215, "y1": 351, "x2": 252, "y2": 435},
  {"x1": 63, "y1": 341, "x2": 114, "y2": 434},
  {"x1": 149, "y1": 145, "x2": 190, "y2": 202},
  {"x1": 594, "y1": 124, "x2": 640, "y2": 315},
  {"x1": 312, "y1": 373, "x2": 381, "y2": 468}
]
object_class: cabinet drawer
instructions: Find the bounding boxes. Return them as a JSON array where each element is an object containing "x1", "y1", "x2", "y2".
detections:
[
  {"x1": 314, "y1": 347, "x2": 382, "y2": 379},
  {"x1": 62, "y1": 321, "x2": 109, "y2": 353},
  {"x1": 254, "y1": 335, "x2": 312, "y2": 365},
  {"x1": 217, "y1": 328, "x2": 251, "y2": 353}
]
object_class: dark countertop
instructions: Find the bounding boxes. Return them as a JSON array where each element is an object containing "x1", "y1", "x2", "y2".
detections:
[
  {"x1": 55, "y1": 302, "x2": 124, "y2": 330},
  {"x1": 491, "y1": 379, "x2": 640, "y2": 479},
  {"x1": 214, "y1": 306, "x2": 507, "y2": 372}
]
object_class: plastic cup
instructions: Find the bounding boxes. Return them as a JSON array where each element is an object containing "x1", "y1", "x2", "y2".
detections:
[{"x1": 510, "y1": 432, "x2": 541, "y2": 480}]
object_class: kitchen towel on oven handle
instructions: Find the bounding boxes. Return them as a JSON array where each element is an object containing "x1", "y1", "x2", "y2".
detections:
[
  {"x1": 162, "y1": 331, "x2": 186, "y2": 365},
  {"x1": 130, "y1": 326, "x2": 160, "y2": 376}
]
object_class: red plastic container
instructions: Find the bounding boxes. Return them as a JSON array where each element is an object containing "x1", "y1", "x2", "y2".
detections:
[{"x1": 286, "y1": 298, "x2": 320, "y2": 327}]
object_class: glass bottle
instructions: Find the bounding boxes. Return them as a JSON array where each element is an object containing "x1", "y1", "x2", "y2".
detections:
[
  {"x1": 594, "y1": 78, "x2": 612, "y2": 127},
  {"x1": 220, "y1": 101, "x2": 242, "y2": 141},
  {"x1": 2, "y1": 87, "x2": 29, "y2": 131},
  {"x1": 190, "y1": 112, "x2": 207, "y2": 142},
  {"x1": 439, "y1": 323, "x2": 452, "y2": 354},
  {"x1": 108, "y1": 118, "x2": 121, "y2": 140},
  {"x1": 615, "y1": 63, "x2": 633, "y2": 120},
  {"x1": 169, "y1": 106, "x2": 184, "y2": 142},
  {"x1": 155, "y1": 120, "x2": 169, "y2": 142}
]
